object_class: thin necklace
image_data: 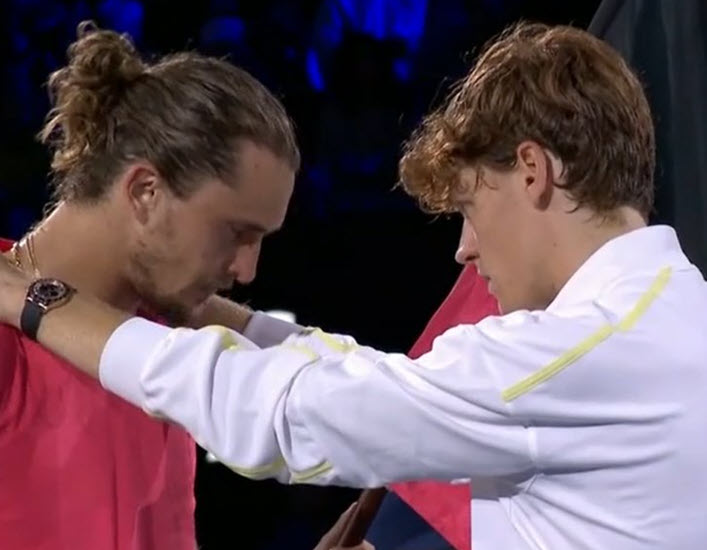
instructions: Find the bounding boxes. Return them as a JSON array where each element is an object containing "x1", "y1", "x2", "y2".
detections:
[
  {"x1": 10, "y1": 241, "x2": 22, "y2": 269},
  {"x1": 11, "y1": 233, "x2": 42, "y2": 278},
  {"x1": 26, "y1": 232, "x2": 42, "y2": 278}
]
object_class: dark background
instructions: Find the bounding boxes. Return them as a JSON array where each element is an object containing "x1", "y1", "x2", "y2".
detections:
[{"x1": 5, "y1": 1, "x2": 705, "y2": 549}]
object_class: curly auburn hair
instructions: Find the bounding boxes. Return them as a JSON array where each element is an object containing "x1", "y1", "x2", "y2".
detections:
[{"x1": 399, "y1": 22, "x2": 655, "y2": 219}]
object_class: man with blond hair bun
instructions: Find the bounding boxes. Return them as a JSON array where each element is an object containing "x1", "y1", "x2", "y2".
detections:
[{"x1": 0, "y1": 20, "x2": 299, "y2": 550}]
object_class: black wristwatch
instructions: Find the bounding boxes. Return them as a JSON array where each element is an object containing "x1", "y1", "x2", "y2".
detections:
[{"x1": 21, "y1": 278, "x2": 76, "y2": 341}]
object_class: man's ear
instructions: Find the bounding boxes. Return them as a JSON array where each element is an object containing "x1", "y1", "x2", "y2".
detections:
[
  {"x1": 516, "y1": 141, "x2": 561, "y2": 210},
  {"x1": 117, "y1": 163, "x2": 167, "y2": 224}
]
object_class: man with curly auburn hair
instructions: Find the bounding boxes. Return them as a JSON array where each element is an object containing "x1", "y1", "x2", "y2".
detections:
[
  {"x1": 2, "y1": 23, "x2": 707, "y2": 550},
  {"x1": 400, "y1": 22, "x2": 655, "y2": 313}
]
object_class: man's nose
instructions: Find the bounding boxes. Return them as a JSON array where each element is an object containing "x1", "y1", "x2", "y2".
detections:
[
  {"x1": 227, "y1": 242, "x2": 261, "y2": 285},
  {"x1": 455, "y1": 220, "x2": 479, "y2": 265}
]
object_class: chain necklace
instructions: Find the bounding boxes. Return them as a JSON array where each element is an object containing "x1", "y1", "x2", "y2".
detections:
[{"x1": 10, "y1": 233, "x2": 42, "y2": 278}]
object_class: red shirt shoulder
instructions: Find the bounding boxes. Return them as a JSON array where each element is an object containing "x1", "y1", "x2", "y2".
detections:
[
  {"x1": 0, "y1": 238, "x2": 21, "y2": 427},
  {"x1": 0, "y1": 238, "x2": 196, "y2": 550},
  {"x1": 0, "y1": 323, "x2": 21, "y2": 428}
]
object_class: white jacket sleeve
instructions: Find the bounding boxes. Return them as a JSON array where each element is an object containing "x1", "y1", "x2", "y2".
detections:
[
  {"x1": 99, "y1": 316, "x2": 545, "y2": 487},
  {"x1": 243, "y1": 311, "x2": 305, "y2": 347}
]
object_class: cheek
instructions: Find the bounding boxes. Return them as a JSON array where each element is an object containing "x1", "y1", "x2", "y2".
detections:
[
  {"x1": 168, "y1": 222, "x2": 218, "y2": 270},
  {"x1": 205, "y1": 239, "x2": 234, "y2": 268},
  {"x1": 143, "y1": 215, "x2": 183, "y2": 262}
]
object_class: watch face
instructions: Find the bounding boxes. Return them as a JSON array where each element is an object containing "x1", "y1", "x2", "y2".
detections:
[{"x1": 30, "y1": 279, "x2": 73, "y2": 307}]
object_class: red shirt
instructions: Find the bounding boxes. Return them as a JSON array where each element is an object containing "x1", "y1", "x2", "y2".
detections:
[
  {"x1": 0, "y1": 239, "x2": 196, "y2": 550},
  {"x1": 392, "y1": 265, "x2": 499, "y2": 550}
]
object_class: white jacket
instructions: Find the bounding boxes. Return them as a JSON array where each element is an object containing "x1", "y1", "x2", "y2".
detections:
[{"x1": 101, "y1": 226, "x2": 707, "y2": 550}]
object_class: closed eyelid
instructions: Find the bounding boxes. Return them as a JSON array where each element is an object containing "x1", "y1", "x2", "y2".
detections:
[{"x1": 232, "y1": 221, "x2": 279, "y2": 236}]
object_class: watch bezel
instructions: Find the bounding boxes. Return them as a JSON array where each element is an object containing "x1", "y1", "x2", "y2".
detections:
[{"x1": 26, "y1": 278, "x2": 76, "y2": 311}]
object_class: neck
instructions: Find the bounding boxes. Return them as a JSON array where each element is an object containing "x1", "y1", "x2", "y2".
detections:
[
  {"x1": 546, "y1": 206, "x2": 647, "y2": 301},
  {"x1": 23, "y1": 202, "x2": 142, "y2": 313}
]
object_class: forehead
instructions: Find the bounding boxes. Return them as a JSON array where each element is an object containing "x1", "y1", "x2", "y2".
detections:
[
  {"x1": 186, "y1": 143, "x2": 295, "y2": 230},
  {"x1": 233, "y1": 140, "x2": 295, "y2": 189}
]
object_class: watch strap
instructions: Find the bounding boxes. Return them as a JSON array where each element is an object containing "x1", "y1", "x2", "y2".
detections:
[{"x1": 20, "y1": 299, "x2": 44, "y2": 341}]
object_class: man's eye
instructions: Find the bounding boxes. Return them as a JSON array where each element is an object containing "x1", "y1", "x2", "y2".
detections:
[
  {"x1": 231, "y1": 228, "x2": 260, "y2": 245},
  {"x1": 223, "y1": 225, "x2": 243, "y2": 243}
]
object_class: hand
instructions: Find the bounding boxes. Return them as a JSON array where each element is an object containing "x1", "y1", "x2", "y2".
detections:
[
  {"x1": 0, "y1": 254, "x2": 31, "y2": 326},
  {"x1": 313, "y1": 503, "x2": 376, "y2": 550}
]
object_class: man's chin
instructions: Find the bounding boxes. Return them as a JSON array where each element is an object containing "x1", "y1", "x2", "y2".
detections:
[{"x1": 140, "y1": 288, "x2": 216, "y2": 325}]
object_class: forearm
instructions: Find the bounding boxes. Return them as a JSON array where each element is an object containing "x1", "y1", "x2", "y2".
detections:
[
  {"x1": 186, "y1": 294, "x2": 253, "y2": 332},
  {"x1": 99, "y1": 320, "x2": 530, "y2": 487},
  {"x1": 1, "y1": 276, "x2": 129, "y2": 379},
  {"x1": 192, "y1": 294, "x2": 306, "y2": 347}
]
